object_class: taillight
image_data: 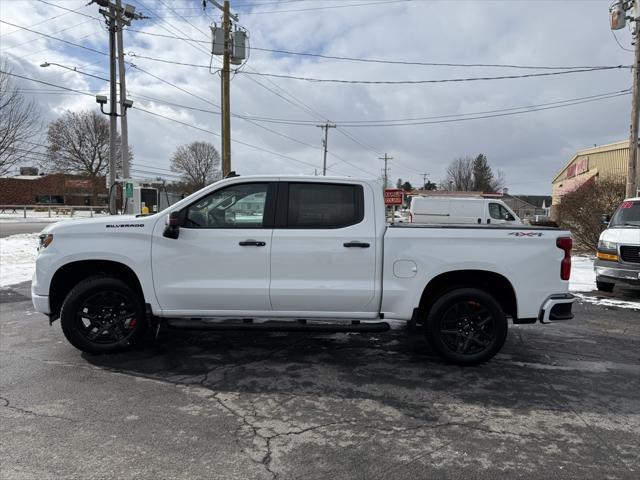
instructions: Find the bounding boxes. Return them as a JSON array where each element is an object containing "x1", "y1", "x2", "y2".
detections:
[{"x1": 556, "y1": 237, "x2": 572, "y2": 280}]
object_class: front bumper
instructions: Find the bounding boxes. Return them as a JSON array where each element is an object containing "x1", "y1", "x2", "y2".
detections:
[
  {"x1": 538, "y1": 293, "x2": 575, "y2": 324},
  {"x1": 31, "y1": 285, "x2": 50, "y2": 315},
  {"x1": 594, "y1": 259, "x2": 640, "y2": 287}
]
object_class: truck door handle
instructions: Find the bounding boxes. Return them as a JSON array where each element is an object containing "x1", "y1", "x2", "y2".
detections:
[
  {"x1": 239, "y1": 240, "x2": 266, "y2": 247},
  {"x1": 343, "y1": 241, "x2": 370, "y2": 248}
]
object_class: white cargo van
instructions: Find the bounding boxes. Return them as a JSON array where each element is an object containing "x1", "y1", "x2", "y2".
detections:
[{"x1": 409, "y1": 196, "x2": 522, "y2": 225}]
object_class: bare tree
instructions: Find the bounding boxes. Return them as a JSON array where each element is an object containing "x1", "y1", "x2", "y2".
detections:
[
  {"x1": 0, "y1": 65, "x2": 41, "y2": 176},
  {"x1": 45, "y1": 110, "x2": 127, "y2": 203},
  {"x1": 556, "y1": 178, "x2": 625, "y2": 252},
  {"x1": 170, "y1": 141, "x2": 221, "y2": 190},
  {"x1": 443, "y1": 156, "x2": 474, "y2": 190},
  {"x1": 443, "y1": 154, "x2": 506, "y2": 192}
]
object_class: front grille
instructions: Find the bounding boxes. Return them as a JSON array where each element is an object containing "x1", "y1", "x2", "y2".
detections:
[{"x1": 620, "y1": 245, "x2": 640, "y2": 264}]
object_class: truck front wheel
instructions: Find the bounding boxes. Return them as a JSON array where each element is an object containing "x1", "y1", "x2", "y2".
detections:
[
  {"x1": 425, "y1": 288, "x2": 507, "y2": 366},
  {"x1": 60, "y1": 276, "x2": 147, "y2": 354}
]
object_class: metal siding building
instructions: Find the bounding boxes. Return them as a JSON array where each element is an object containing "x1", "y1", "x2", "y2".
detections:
[{"x1": 551, "y1": 141, "x2": 629, "y2": 210}]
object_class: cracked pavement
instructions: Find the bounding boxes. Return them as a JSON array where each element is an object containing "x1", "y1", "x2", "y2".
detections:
[{"x1": 1, "y1": 281, "x2": 639, "y2": 479}]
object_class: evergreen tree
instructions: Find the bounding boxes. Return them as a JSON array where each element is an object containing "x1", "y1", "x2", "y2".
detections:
[{"x1": 472, "y1": 154, "x2": 494, "y2": 192}]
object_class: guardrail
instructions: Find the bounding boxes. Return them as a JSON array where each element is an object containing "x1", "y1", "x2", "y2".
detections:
[{"x1": 0, "y1": 205, "x2": 109, "y2": 218}]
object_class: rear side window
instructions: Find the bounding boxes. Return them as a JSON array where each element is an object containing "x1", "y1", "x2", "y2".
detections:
[{"x1": 287, "y1": 183, "x2": 364, "y2": 228}]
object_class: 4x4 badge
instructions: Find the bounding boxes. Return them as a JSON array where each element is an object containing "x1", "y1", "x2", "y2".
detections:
[{"x1": 509, "y1": 232, "x2": 543, "y2": 237}]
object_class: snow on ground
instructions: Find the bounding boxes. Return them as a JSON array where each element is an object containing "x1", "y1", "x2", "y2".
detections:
[
  {"x1": 570, "y1": 256, "x2": 597, "y2": 292},
  {"x1": 0, "y1": 233, "x2": 39, "y2": 287},
  {"x1": 0, "y1": 210, "x2": 107, "y2": 223},
  {"x1": 574, "y1": 293, "x2": 640, "y2": 311}
]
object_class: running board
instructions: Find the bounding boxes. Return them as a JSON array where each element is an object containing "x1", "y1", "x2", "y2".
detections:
[{"x1": 166, "y1": 318, "x2": 390, "y2": 333}]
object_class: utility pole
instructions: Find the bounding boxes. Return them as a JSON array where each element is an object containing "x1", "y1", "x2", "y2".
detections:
[
  {"x1": 116, "y1": 0, "x2": 129, "y2": 179},
  {"x1": 379, "y1": 153, "x2": 392, "y2": 189},
  {"x1": 421, "y1": 172, "x2": 430, "y2": 189},
  {"x1": 93, "y1": 0, "x2": 143, "y2": 214},
  {"x1": 208, "y1": 0, "x2": 242, "y2": 177},
  {"x1": 316, "y1": 123, "x2": 336, "y2": 176},
  {"x1": 107, "y1": 3, "x2": 117, "y2": 214},
  {"x1": 630, "y1": 16, "x2": 640, "y2": 197},
  {"x1": 611, "y1": 0, "x2": 640, "y2": 196},
  {"x1": 221, "y1": 0, "x2": 231, "y2": 177}
]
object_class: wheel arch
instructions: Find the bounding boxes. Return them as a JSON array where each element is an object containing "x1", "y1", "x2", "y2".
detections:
[
  {"x1": 417, "y1": 270, "x2": 518, "y2": 323},
  {"x1": 49, "y1": 260, "x2": 145, "y2": 321}
]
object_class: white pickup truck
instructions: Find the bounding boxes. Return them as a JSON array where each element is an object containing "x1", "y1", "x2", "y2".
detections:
[{"x1": 32, "y1": 176, "x2": 576, "y2": 365}]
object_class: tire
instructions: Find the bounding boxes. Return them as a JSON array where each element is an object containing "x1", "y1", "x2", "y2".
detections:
[
  {"x1": 596, "y1": 280, "x2": 614, "y2": 293},
  {"x1": 60, "y1": 276, "x2": 146, "y2": 354},
  {"x1": 425, "y1": 288, "x2": 508, "y2": 366}
]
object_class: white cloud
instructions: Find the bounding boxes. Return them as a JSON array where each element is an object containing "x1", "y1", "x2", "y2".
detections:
[{"x1": 0, "y1": 0, "x2": 632, "y2": 192}]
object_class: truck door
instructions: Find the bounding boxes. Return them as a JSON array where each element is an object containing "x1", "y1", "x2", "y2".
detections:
[
  {"x1": 151, "y1": 182, "x2": 276, "y2": 315},
  {"x1": 269, "y1": 182, "x2": 378, "y2": 315}
]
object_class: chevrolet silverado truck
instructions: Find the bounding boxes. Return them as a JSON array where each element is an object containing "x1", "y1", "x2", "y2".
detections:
[{"x1": 32, "y1": 176, "x2": 576, "y2": 365}]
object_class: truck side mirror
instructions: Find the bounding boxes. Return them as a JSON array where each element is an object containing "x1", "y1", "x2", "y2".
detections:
[
  {"x1": 163, "y1": 211, "x2": 181, "y2": 239},
  {"x1": 601, "y1": 214, "x2": 611, "y2": 226}
]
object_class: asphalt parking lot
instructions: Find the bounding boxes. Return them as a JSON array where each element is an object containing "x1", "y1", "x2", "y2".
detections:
[{"x1": 1, "y1": 281, "x2": 639, "y2": 480}]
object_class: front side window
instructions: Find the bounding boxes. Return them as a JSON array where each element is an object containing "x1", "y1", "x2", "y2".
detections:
[
  {"x1": 184, "y1": 183, "x2": 268, "y2": 228},
  {"x1": 287, "y1": 183, "x2": 363, "y2": 228},
  {"x1": 489, "y1": 203, "x2": 514, "y2": 221}
]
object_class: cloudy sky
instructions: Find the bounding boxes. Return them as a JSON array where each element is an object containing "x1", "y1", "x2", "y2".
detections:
[{"x1": 0, "y1": 0, "x2": 633, "y2": 193}]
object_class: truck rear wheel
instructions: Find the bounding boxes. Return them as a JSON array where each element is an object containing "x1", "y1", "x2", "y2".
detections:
[
  {"x1": 425, "y1": 288, "x2": 507, "y2": 366},
  {"x1": 60, "y1": 276, "x2": 146, "y2": 354}
]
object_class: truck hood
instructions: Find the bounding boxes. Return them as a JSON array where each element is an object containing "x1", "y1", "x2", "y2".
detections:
[
  {"x1": 42, "y1": 214, "x2": 160, "y2": 234},
  {"x1": 600, "y1": 227, "x2": 640, "y2": 246}
]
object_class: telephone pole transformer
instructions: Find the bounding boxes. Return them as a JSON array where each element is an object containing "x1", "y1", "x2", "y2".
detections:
[{"x1": 316, "y1": 123, "x2": 336, "y2": 176}]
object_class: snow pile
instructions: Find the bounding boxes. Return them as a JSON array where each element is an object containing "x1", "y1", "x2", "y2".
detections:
[
  {"x1": 0, "y1": 234, "x2": 39, "y2": 287},
  {"x1": 575, "y1": 294, "x2": 640, "y2": 311},
  {"x1": 570, "y1": 256, "x2": 596, "y2": 292}
]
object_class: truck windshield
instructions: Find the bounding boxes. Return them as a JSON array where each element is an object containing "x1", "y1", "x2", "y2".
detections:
[{"x1": 610, "y1": 200, "x2": 640, "y2": 227}]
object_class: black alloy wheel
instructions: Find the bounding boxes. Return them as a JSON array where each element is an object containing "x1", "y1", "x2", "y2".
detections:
[
  {"x1": 425, "y1": 288, "x2": 507, "y2": 365},
  {"x1": 60, "y1": 276, "x2": 146, "y2": 354}
]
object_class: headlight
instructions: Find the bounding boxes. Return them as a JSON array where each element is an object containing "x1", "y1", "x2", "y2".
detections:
[
  {"x1": 597, "y1": 239, "x2": 617, "y2": 251},
  {"x1": 38, "y1": 234, "x2": 53, "y2": 250}
]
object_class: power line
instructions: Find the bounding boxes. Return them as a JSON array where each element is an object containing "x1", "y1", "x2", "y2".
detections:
[
  {"x1": 6, "y1": 72, "x2": 628, "y2": 129},
  {"x1": 0, "y1": 70, "x2": 97, "y2": 96},
  {"x1": 124, "y1": 28, "x2": 623, "y2": 71},
  {"x1": 248, "y1": 46, "x2": 621, "y2": 71},
  {"x1": 0, "y1": 19, "x2": 107, "y2": 56},
  {"x1": 242, "y1": 0, "x2": 416, "y2": 15},
  {"x1": 132, "y1": 107, "x2": 350, "y2": 175},
  {"x1": 238, "y1": 65, "x2": 629, "y2": 84}
]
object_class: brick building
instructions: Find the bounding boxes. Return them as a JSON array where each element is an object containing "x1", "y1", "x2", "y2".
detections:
[{"x1": 0, "y1": 173, "x2": 108, "y2": 206}]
